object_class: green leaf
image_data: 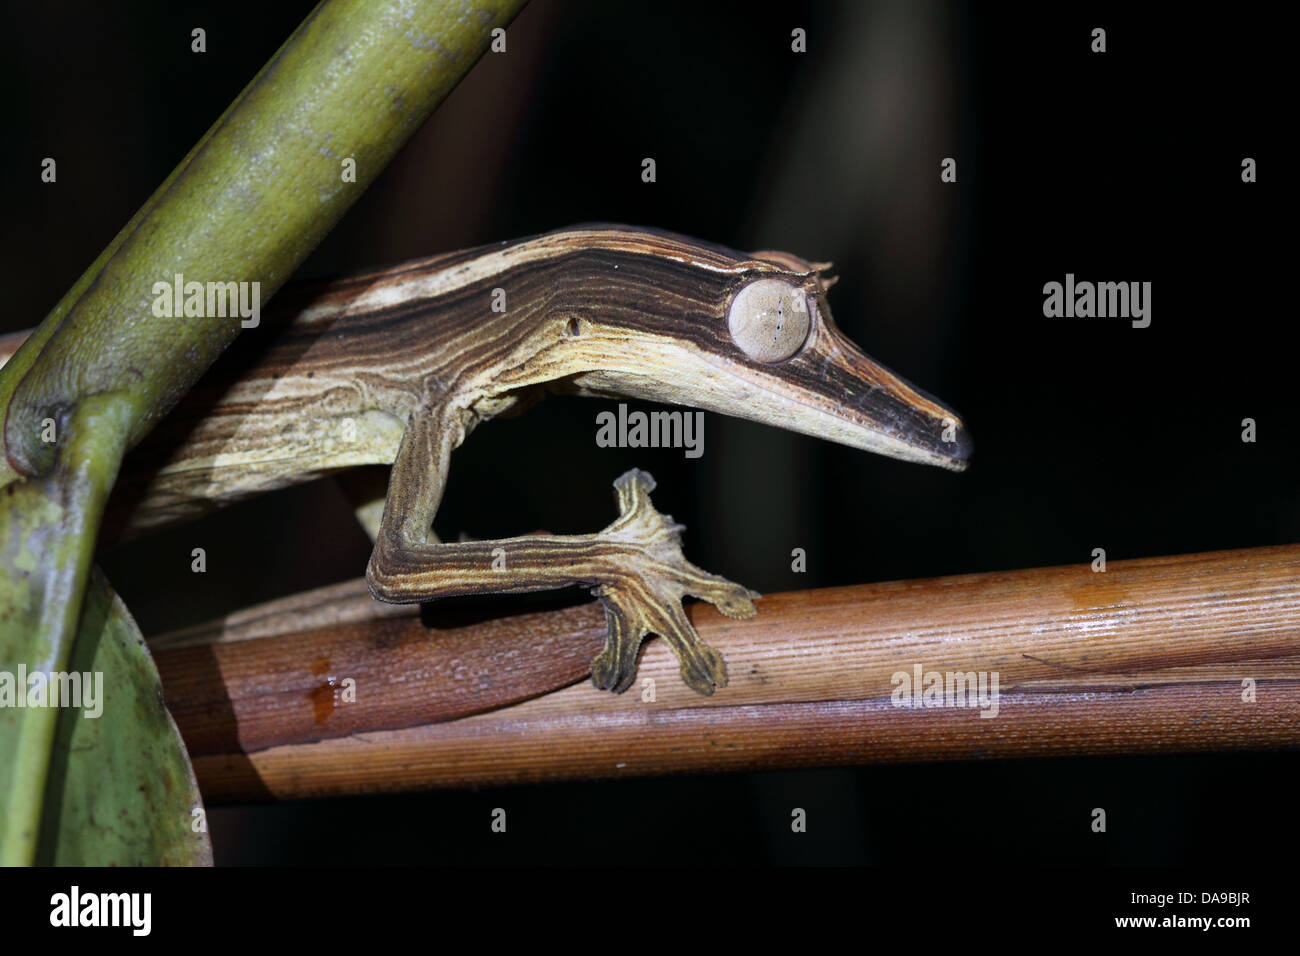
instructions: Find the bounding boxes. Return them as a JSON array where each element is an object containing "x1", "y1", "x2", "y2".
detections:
[
  {"x1": 35, "y1": 568, "x2": 212, "y2": 866},
  {"x1": 0, "y1": 395, "x2": 134, "y2": 865}
]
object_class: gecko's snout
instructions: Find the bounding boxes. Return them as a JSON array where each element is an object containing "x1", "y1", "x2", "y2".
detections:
[
  {"x1": 813, "y1": 340, "x2": 973, "y2": 474},
  {"x1": 869, "y1": 390, "x2": 973, "y2": 474},
  {"x1": 941, "y1": 419, "x2": 974, "y2": 472},
  {"x1": 778, "y1": 287, "x2": 972, "y2": 474},
  {"x1": 901, "y1": 384, "x2": 973, "y2": 473}
]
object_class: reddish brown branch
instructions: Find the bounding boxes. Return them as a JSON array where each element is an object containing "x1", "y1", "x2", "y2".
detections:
[{"x1": 148, "y1": 545, "x2": 1300, "y2": 802}]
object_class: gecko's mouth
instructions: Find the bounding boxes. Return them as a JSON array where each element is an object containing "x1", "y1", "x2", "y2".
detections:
[{"x1": 782, "y1": 386, "x2": 973, "y2": 473}]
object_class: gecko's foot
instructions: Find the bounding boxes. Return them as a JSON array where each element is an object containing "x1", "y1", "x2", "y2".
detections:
[{"x1": 588, "y1": 468, "x2": 760, "y2": 696}]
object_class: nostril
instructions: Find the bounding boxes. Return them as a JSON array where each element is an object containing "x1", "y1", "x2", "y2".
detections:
[{"x1": 565, "y1": 317, "x2": 580, "y2": 337}]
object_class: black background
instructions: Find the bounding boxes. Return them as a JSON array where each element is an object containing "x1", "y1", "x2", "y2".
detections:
[{"x1": 2, "y1": 1, "x2": 1294, "y2": 865}]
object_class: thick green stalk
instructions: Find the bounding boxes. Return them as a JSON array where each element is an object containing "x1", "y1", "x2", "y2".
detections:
[
  {"x1": 0, "y1": 0, "x2": 526, "y2": 864},
  {"x1": 4, "y1": 0, "x2": 525, "y2": 474}
]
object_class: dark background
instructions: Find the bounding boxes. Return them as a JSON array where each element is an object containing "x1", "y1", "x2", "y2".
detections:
[{"x1": 2, "y1": 1, "x2": 1293, "y2": 864}]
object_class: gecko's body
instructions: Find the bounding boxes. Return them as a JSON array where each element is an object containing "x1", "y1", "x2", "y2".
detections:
[{"x1": 7, "y1": 225, "x2": 971, "y2": 694}]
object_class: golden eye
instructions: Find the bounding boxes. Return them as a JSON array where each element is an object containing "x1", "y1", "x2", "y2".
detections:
[{"x1": 727, "y1": 278, "x2": 811, "y2": 363}]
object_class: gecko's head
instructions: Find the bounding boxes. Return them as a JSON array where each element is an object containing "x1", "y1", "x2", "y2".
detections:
[
  {"x1": 721, "y1": 256, "x2": 971, "y2": 471},
  {"x1": 566, "y1": 240, "x2": 971, "y2": 473}
]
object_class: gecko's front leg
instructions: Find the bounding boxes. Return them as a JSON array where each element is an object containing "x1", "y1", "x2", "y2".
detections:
[{"x1": 366, "y1": 403, "x2": 758, "y2": 695}]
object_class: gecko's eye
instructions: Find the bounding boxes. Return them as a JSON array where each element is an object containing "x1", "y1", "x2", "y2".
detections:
[{"x1": 727, "y1": 278, "x2": 812, "y2": 363}]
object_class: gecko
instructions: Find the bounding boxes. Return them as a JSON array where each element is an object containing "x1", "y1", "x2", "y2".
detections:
[{"x1": 0, "y1": 224, "x2": 971, "y2": 695}]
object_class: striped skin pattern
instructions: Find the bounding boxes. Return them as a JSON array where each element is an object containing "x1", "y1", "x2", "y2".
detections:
[{"x1": 83, "y1": 224, "x2": 972, "y2": 694}]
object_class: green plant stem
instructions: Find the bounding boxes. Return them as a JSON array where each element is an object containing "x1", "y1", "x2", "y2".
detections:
[
  {"x1": 5, "y1": 0, "x2": 526, "y2": 475},
  {"x1": 0, "y1": 0, "x2": 526, "y2": 865}
]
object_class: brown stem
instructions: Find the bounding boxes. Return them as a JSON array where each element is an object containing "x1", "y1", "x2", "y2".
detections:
[{"x1": 149, "y1": 544, "x2": 1300, "y2": 801}]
